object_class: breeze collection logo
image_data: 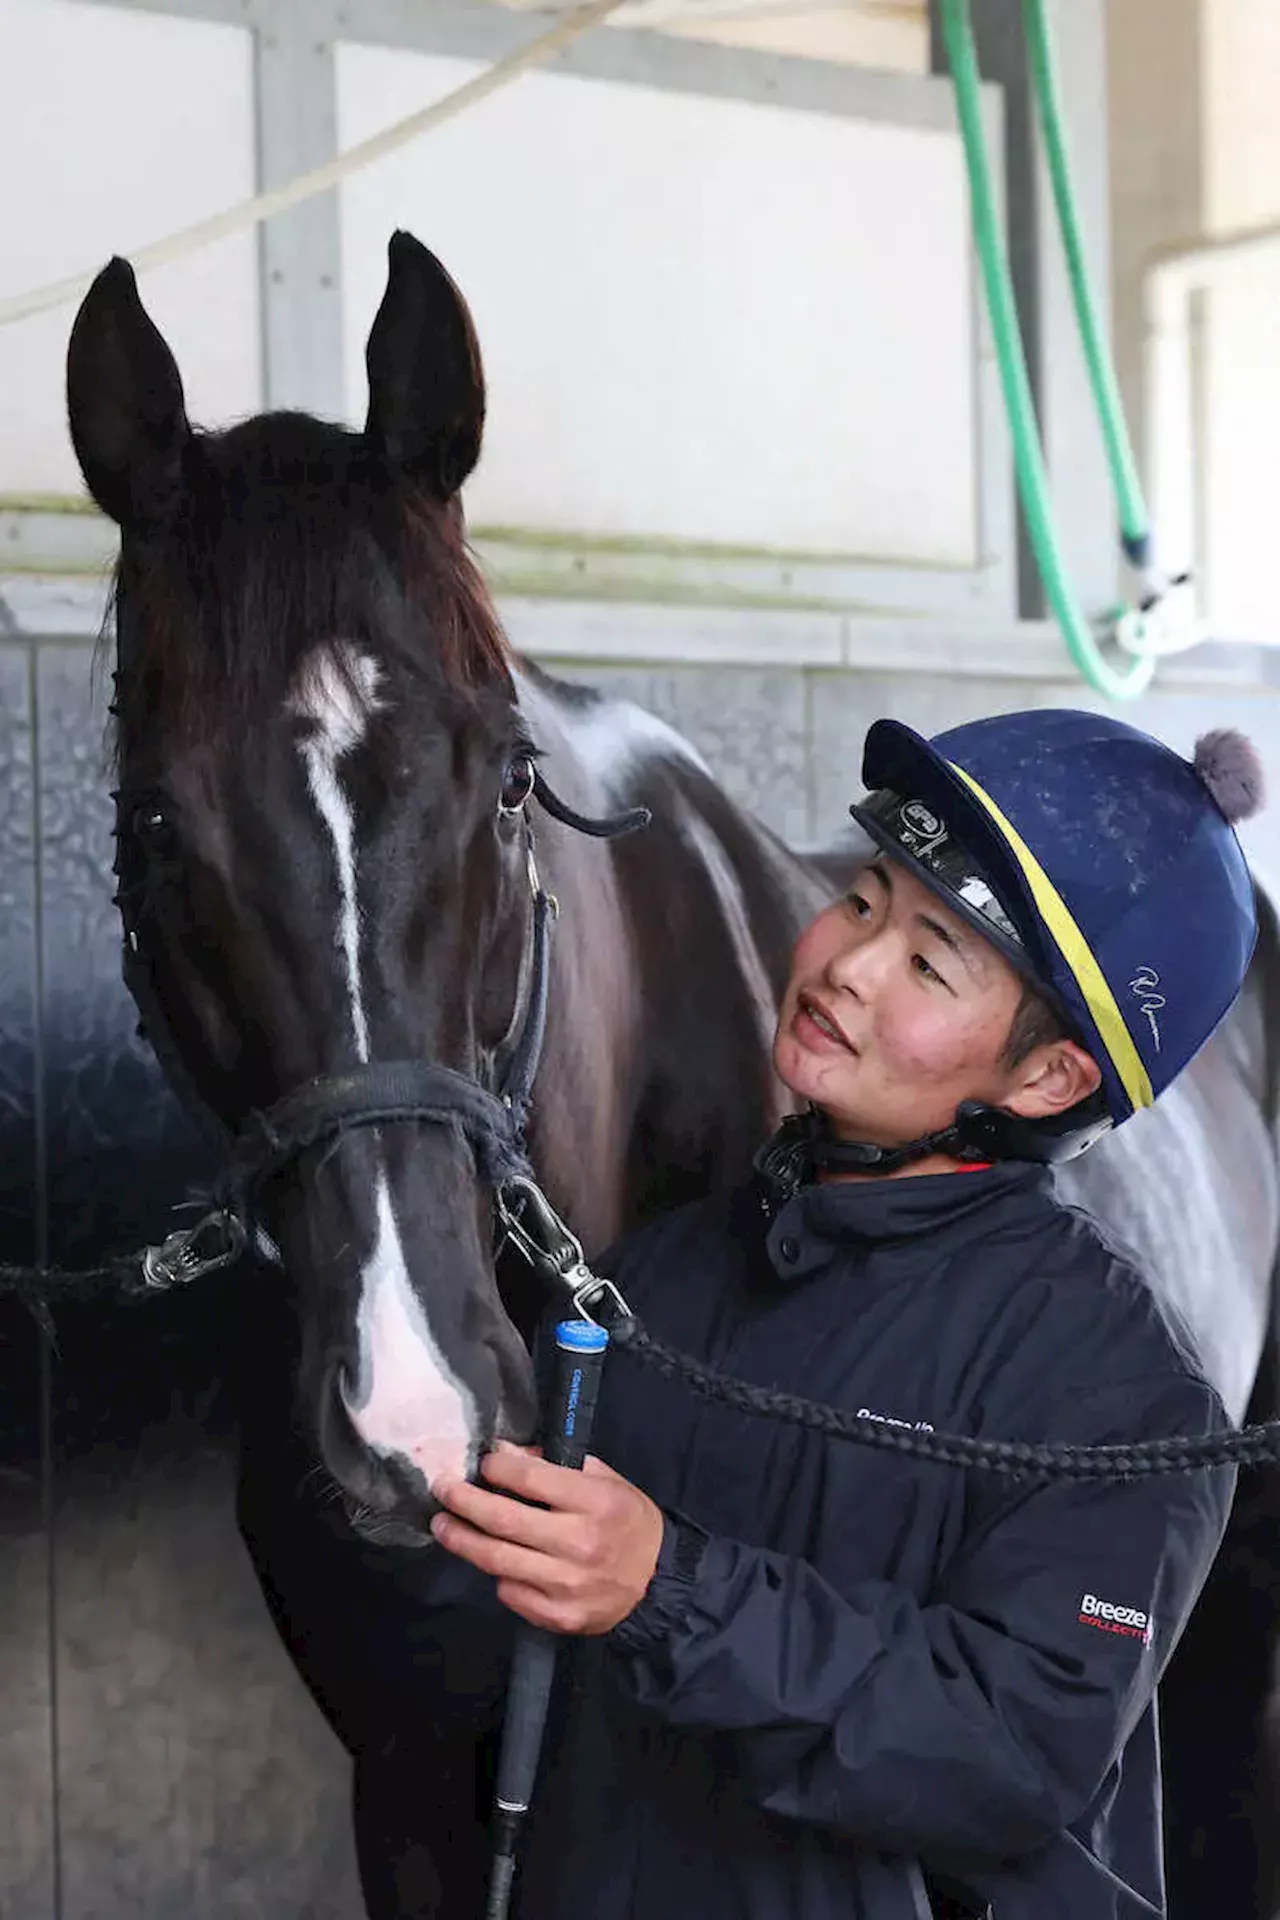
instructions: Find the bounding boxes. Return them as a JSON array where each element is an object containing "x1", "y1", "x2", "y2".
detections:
[{"x1": 1078, "y1": 1591, "x2": 1152, "y2": 1646}]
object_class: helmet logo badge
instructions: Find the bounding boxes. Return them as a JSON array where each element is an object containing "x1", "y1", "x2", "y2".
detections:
[
  {"x1": 898, "y1": 799, "x2": 949, "y2": 855},
  {"x1": 1129, "y1": 967, "x2": 1166, "y2": 1052}
]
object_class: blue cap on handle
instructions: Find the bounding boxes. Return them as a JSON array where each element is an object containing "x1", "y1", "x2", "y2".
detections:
[{"x1": 555, "y1": 1319, "x2": 610, "y2": 1353}]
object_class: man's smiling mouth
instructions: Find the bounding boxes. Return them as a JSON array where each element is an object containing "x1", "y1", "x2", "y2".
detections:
[{"x1": 796, "y1": 992, "x2": 855, "y2": 1051}]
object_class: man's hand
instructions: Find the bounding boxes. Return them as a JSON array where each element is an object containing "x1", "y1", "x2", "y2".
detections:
[{"x1": 431, "y1": 1442, "x2": 665, "y2": 1635}]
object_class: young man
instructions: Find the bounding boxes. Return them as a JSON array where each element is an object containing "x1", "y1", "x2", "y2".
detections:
[{"x1": 431, "y1": 708, "x2": 1261, "y2": 1919}]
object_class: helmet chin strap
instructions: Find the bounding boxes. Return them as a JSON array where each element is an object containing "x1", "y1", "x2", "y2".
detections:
[
  {"x1": 808, "y1": 1117, "x2": 974, "y2": 1177},
  {"x1": 758, "y1": 1099, "x2": 1112, "y2": 1192}
]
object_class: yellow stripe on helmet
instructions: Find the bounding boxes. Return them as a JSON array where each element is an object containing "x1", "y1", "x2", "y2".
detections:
[{"x1": 948, "y1": 762, "x2": 1154, "y2": 1112}]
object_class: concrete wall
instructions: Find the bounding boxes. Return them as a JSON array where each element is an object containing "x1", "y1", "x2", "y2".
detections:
[
  {"x1": 0, "y1": 0, "x2": 998, "y2": 603},
  {"x1": 1198, "y1": 0, "x2": 1280, "y2": 647},
  {"x1": 546, "y1": 644, "x2": 1280, "y2": 890},
  {"x1": 1106, "y1": 0, "x2": 1203, "y2": 487},
  {"x1": 335, "y1": 39, "x2": 977, "y2": 564},
  {"x1": 0, "y1": 625, "x2": 364, "y2": 1920},
  {"x1": 1108, "y1": 0, "x2": 1280, "y2": 648},
  {"x1": 0, "y1": 0, "x2": 262, "y2": 489}
]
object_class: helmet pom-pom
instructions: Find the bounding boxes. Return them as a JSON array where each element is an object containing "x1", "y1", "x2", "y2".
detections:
[{"x1": 1193, "y1": 728, "x2": 1265, "y2": 825}]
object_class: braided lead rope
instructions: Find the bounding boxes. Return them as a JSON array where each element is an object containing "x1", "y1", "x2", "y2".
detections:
[{"x1": 611, "y1": 1323, "x2": 1275, "y2": 1481}]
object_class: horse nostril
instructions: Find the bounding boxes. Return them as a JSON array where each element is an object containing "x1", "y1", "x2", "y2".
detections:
[{"x1": 317, "y1": 1364, "x2": 371, "y2": 1475}]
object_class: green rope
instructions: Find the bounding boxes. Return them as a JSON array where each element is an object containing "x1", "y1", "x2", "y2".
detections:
[
  {"x1": 1022, "y1": 0, "x2": 1150, "y2": 555},
  {"x1": 939, "y1": 0, "x2": 1153, "y2": 700}
]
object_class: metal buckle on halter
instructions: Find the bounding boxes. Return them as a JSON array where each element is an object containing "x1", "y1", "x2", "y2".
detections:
[
  {"x1": 495, "y1": 1175, "x2": 632, "y2": 1327},
  {"x1": 141, "y1": 1209, "x2": 248, "y2": 1291}
]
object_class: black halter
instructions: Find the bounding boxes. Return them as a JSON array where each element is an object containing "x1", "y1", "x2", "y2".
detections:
[{"x1": 109, "y1": 586, "x2": 649, "y2": 1273}]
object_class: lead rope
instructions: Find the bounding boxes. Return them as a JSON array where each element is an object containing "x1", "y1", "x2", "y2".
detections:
[{"x1": 496, "y1": 1175, "x2": 1280, "y2": 1482}]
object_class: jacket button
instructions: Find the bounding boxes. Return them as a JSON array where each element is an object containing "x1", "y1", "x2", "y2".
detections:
[{"x1": 779, "y1": 1236, "x2": 800, "y2": 1264}]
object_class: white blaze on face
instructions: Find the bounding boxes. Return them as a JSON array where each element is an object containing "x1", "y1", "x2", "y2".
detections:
[
  {"x1": 287, "y1": 646, "x2": 384, "y2": 1060},
  {"x1": 287, "y1": 643, "x2": 477, "y2": 1491},
  {"x1": 342, "y1": 1178, "x2": 477, "y2": 1490}
]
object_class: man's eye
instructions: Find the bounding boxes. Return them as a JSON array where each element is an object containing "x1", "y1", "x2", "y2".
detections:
[
  {"x1": 912, "y1": 954, "x2": 942, "y2": 983},
  {"x1": 846, "y1": 890, "x2": 871, "y2": 919}
]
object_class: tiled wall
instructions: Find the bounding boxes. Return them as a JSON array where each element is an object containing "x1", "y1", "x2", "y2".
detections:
[
  {"x1": 0, "y1": 638, "x2": 361, "y2": 1920},
  {"x1": 550, "y1": 655, "x2": 1280, "y2": 885}
]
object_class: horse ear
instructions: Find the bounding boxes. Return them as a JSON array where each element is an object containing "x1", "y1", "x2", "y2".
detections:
[
  {"x1": 66, "y1": 257, "x2": 190, "y2": 530},
  {"x1": 364, "y1": 230, "x2": 486, "y2": 501}
]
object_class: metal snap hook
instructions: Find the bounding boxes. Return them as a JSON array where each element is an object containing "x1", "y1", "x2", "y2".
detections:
[
  {"x1": 494, "y1": 1176, "x2": 632, "y2": 1326},
  {"x1": 141, "y1": 1209, "x2": 247, "y2": 1290}
]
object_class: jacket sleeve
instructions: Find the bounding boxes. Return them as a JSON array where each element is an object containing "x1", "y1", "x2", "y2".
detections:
[{"x1": 606, "y1": 1370, "x2": 1233, "y2": 1867}]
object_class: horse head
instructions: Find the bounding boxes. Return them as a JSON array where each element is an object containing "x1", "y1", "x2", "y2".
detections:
[{"x1": 66, "y1": 232, "x2": 547, "y2": 1541}]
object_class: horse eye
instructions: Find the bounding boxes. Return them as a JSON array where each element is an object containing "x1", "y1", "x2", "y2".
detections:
[
  {"x1": 132, "y1": 801, "x2": 174, "y2": 848},
  {"x1": 498, "y1": 754, "x2": 536, "y2": 818}
]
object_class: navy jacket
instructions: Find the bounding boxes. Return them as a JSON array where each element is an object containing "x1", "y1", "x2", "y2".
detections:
[
  {"x1": 245, "y1": 1158, "x2": 1232, "y2": 1919},
  {"x1": 510, "y1": 1160, "x2": 1233, "y2": 1919}
]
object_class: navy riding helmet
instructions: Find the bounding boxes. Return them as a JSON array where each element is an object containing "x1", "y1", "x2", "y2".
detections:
[{"x1": 851, "y1": 708, "x2": 1263, "y2": 1148}]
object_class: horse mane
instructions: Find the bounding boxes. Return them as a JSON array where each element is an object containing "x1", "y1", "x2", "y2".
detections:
[{"x1": 116, "y1": 411, "x2": 511, "y2": 748}]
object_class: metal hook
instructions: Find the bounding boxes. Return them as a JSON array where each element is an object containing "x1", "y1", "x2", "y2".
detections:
[
  {"x1": 494, "y1": 1176, "x2": 632, "y2": 1327},
  {"x1": 141, "y1": 1209, "x2": 247, "y2": 1290}
]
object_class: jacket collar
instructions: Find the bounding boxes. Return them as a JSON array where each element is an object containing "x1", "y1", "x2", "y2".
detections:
[{"x1": 750, "y1": 1114, "x2": 1049, "y2": 1284}]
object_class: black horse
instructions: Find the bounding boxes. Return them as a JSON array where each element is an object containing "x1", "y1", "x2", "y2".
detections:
[{"x1": 66, "y1": 231, "x2": 1280, "y2": 1918}]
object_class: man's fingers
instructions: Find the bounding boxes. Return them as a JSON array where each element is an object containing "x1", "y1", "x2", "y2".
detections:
[
  {"x1": 480, "y1": 1442, "x2": 598, "y2": 1508},
  {"x1": 581, "y1": 1454, "x2": 620, "y2": 1482},
  {"x1": 431, "y1": 1512, "x2": 577, "y2": 1592},
  {"x1": 435, "y1": 1476, "x2": 577, "y2": 1554}
]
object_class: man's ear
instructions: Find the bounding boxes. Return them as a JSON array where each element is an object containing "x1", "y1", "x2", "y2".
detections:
[{"x1": 1003, "y1": 1040, "x2": 1102, "y2": 1120}]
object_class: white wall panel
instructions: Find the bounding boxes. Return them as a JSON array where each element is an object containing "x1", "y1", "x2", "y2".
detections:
[
  {"x1": 336, "y1": 43, "x2": 977, "y2": 566},
  {"x1": 0, "y1": 0, "x2": 260, "y2": 497},
  {"x1": 1198, "y1": 0, "x2": 1280, "y2": 647}
]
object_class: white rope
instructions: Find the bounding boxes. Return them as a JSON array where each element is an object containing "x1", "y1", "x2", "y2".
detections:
[{"x1": 0, "y1": 0, "x2": 624, "y2": 331}]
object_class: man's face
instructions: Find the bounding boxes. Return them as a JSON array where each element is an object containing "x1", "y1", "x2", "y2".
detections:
[{"x1": 774, "y1": 858, "x2": 1032, "y2": 1146}]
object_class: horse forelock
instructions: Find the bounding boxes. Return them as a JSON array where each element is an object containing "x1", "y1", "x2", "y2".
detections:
[{"x1": 113, "y1": 412, "x2": 512, "y2": 758}]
